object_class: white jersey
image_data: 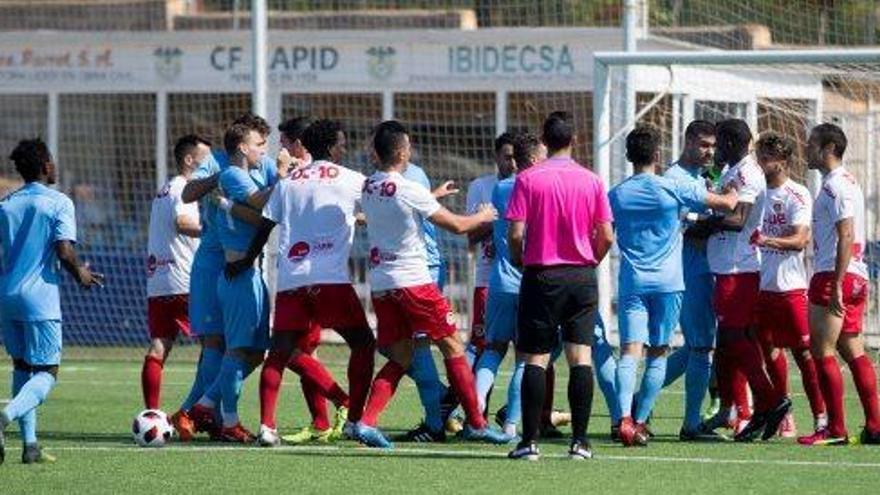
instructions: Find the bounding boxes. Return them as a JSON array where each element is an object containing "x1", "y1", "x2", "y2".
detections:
[
  {"x1": 147, "y1": 175, "x2": 200, "y2": 297},
  {"x1": 759, "y1": 179, "x2": 811, "y2": 292},
  {"x1": 466, "y1": 173, "x2": 497, "y2": 287},
  {"x1": 361, "y1": 170, "x2": 442, "y2": 291},
  {"x1": 707, "y1": 155, "x2": 766, "y2": 274},
  {"x1": 263, "y1": 160, "x2": 365, "y2": 291},
  {"x1": 812, "y1": 166, "x2": 868, "y2": 279}
]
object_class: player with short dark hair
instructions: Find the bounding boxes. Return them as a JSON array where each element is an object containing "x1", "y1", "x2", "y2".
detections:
[
  {"x1": 353, "y1": 120, "x2": 510, "y2": 449},
  {"x1": 799, "y1": 123, "x2": 880, "y2": 446},
  {"x1": 278, "y1": 116, "x2": 314, "y2": 166},
  {"x1": 140, "y1": 134, "x2": 208, "y2": 413},
  {"x1": 702, "y1": 119, "x2": 792, "y2": 442},
  {"x1": 611, "y1": 126, "x2": 737, "y2": 447},
  {"x1": 227, "y1": 119, "x2": 376, "y2": 447},
  {"x1": 1, "y1": 139, "x2": 103, "y2": 465},
  {"x1": 751, "y1": 133, "x2": 827, "y2": 440}
]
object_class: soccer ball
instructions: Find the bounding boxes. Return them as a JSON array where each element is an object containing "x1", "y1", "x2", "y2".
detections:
[{"x1": 132, "y1": 409, "x2": 174, "y2": 447}]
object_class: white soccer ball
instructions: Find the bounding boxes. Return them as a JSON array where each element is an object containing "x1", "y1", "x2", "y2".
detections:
[{"x1": 132, "y1": 409, "x2": 174, "y2": 448}]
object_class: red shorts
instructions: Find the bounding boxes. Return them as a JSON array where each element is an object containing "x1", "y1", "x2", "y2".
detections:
[
  {"x1": 372, "y1": 283, "x2": 456, "y2": 348},
  {"x1": 808, "y1": 272, "x2": 868, "y2": 334},
  {"x1": 147, "y1": 294, "x2": 191, "y2": 340},
  {"x1": 274, "y1": 284, "x2": 370, "y2": 337},
  {"x1": 756, "y1": 290, "x2": 810, "y2": 349},
  {"x1": 470, "y1": 286, "x2": 488, "y2": 350},
  {"x1": 713, "y1": 272, "x2": 760, "y2": 330}
]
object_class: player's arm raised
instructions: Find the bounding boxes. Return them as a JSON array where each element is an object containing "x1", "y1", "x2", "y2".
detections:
[
  {"x1": 181, "y1": 173, "x2": 219, "y2": 204},
  {"x1": 429, "y1": 203, "x2": 497, "y2": 236},
  {"x1": 56, "y1": 240, "x2": 104, "y2": 289}
]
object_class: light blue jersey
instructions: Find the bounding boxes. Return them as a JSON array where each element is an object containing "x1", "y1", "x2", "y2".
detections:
[
  {"x1": 489, "y1": 176, "x2": 521, "y2": 294},
  {"x1": 664, "y1": 162, "x2": 717, "y2": 347},
  {"x1": 192, "y1": 150, "x2": 277, "y2": 258},
  {"x1": 609, "y1": 174, "x2": 706, "y2": 296},
  {"x1": 664, "y1": 163, "x2": 711, "y2": 278},
  {"x1": 216, "y1": 166, "x2": 260, "y2": 252},
  {"x1": 0, "y1": 183, "x2": 76, "y2": 321},
  {"x1": 402, "y1": 162, "x2": 442, "y2": 271}
]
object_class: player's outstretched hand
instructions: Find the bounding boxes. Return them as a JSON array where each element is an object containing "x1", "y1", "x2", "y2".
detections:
[
  {"x1": 276, "y1": 148, "x2": 294, "y2": 178},
  {"x1": 433, "y1": 180, "x2": 459, "y2": 199},
  {"x1": 76, "y1": 266, "x2": 104, "y2": 289},
  {"x1": 225, "y1": 259, "x2": 251, "y2": 280},
  {"x1": 476, "y1": 203, "x2": 498, "y2": 222}
]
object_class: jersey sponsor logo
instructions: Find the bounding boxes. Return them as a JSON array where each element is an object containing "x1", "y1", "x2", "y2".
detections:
[
  {"x1": 288, "y1": 241, "x2": 311, "y2": 262},
  {"x1": 146, "y1": 254, "x2": 175, "y2": 277},
  {"x1": 369, "y1": 247, "x2": 398, "y2": 267}
]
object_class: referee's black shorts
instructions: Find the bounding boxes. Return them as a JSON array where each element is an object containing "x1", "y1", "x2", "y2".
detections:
[{"x1": 515, "y1": 265, "x2": 598, "y2": 355}]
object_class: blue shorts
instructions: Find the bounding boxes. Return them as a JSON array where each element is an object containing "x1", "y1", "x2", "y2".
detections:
[
  {"x1": 217, "y1": 267, "x2": 270, "y2": 351},
  {"x1": 680, "y1": 272, "x2": 717, "y2": 349},
  {"x1": 2, "y1": 319, "x2": 62, "y2": 366},
  {"x1": 189, "y1": 250, "x2": 224, "y2": 336},
  {"x1": 593, "y1": 312, "x2": 610, "y2": 346},
  {"x1": 485, "y1": 291, "x2": 518, "y2": 345},
  {"x1": 618, "y1": 291, "x2": 683, "y2": 347}
]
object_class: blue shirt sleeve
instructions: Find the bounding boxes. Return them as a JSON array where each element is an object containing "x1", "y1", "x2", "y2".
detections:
[
  {"x1": 53, "y1": 195, "x2": 77, "y2": 243},
  {"x1": 220, "y1": 168, "x2": 258, "y2": 203},
  {"x1": 673, "y1": 179, "x2": 708, "y2": 212}
]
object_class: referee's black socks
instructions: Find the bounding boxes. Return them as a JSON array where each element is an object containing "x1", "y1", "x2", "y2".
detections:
[
  {"x1": 568, "y1": 365, "x2": 594, "y2": 444},
  {"x1": 521, "y1": 364, "x2": 546, "y2": 445}
]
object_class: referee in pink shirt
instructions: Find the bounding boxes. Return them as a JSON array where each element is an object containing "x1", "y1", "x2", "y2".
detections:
[{"x1": 505, "y1": 111, "x2": 615, "y2": 461}]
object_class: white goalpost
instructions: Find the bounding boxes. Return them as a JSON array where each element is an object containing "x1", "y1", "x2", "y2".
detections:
[{"x1": 592, "y1": 48, "x2": 880, "y2": 335}]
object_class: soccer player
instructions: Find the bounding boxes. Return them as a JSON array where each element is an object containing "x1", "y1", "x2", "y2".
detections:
[
  {"x1": 751, "y1": 133, "x2": 827, "y2": 439},
  {"x1": 465, "y1": 132, "x2": 515, "y2": 361},
  {"x1": 474, "y1": 131, "x2": 542, "y2": 436},
  {"x1": 506, "y1": 111, "x2": 614, "y2": 461},
  {"x1": 703, "y1": 119, "x2": 791, "y2": 442},
  {"x1": 661, "y1": 120, "x2": 728, "y2": 441},
  {"x1": 173, "y1": 113, "x2": 282, "y2": 440},
  {"x1": 227, "y1": 120, "x2": 376, "y2": 446},
  {"x1": 141, "y1": 134, "x2": 208, "y2": 411},
  {"x1": 354, "y1": 120, "x2": 509, "y2": 449},
  {"x1": 799, "y1": 123, "x2": 880, "y2": 446},
  {"x1": 0, "y1": 138, "x2": 103, "y2": 465},
  {"x1": 278, "y1": 116, "x2": 313, "y2": 167},
  {"x1": 610, "y1": 126, "x2": 737, "y2": 447}
]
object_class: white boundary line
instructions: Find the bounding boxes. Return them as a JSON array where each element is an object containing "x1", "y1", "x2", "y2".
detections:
[{"x1": 8, "y1": 443, "x2": 880, "y2": 468}]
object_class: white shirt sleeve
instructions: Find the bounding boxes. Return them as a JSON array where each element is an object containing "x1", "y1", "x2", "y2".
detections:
[
  {"x1": 831, "y1": 180, "x2": 856, "y2": 222},
  {"x1": 736, "y1": 165, "x2": 762, "y2": 204},
  {"x1": 791, "y1": 188, "x2": 812, "y2": 227},
  {"x1": 401, "y1": 180, "x2": 442, "y2": 218},
  {"x1": 171, "y1": 180, "x2": 199, "y2": 220},
  {"x1": 262, "y1": 180, "x2": 285, "y2": 224}
]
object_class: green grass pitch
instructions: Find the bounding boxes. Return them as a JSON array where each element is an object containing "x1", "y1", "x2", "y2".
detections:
[{"x1": 2, "y1": 348, "x2": 879, "y2": 494}]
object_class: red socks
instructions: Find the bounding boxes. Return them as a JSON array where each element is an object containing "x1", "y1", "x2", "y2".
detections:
[
  {"x1": 347, "y1": 344, "x2": 375, "y2": 423},
  {"x1": 288, "y1": 352, "x2": 350, "y2": 409},
  {"x1": 817, "y1": 355, "x2": 847, "y2": 437},
  {"x1": 728, "y1": 337, "x2": 780, "y2": 412},
  {"x1": 361, "y1": 361, "x2": 406, "y2": 427},
  {"x1": 445, "y1": 355, "x2": 487, "y2": 430},
  {"x1": 792, "y1": 351, "x2": 826, "y2": 418},
  {"x1": 141, "y1": 355, "x2": 164, "y2": 410},
  {"x1": 847, "y1": 355, "x2": 880, "y2": 433},
  {"x1": 766, "y1": 351, "x2": 789, "y2": 397},
  {"x1": 716, "y1": 346, "x2": 751, "y2": 419},
  {"x1": 259, "y1": 351, "x2": 287, "y2": 429},
  {"x1": 302, "y1": 377, "x2": 330, "y2": 430}
]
